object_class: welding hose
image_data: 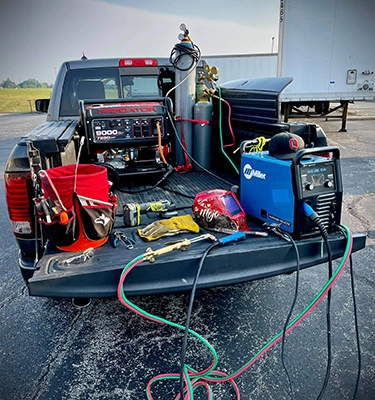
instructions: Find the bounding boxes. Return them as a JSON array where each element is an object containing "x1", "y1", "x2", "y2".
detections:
[
  {"x1": 117, "y1": 255, "x2": 221, "y2": 399},
  {"x1": 118, "y1": 225, "x2": 353, "y2": 399},
  {"x1": 201, "y1": 225, "x2": 353, "y2": 384},
  {"x1": 214, "y1": 84, "x2": 239, "y2": 175}
]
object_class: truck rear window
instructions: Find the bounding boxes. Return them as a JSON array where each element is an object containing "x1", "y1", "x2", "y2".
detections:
[
  {"x1": 122, "y1": 76, "x2": 160, "y2": 98},
  {"x1": 60, "y1": 68, "x2": 161, "y2": 116}
]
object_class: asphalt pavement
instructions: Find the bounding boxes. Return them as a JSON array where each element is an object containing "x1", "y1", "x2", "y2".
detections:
[{"x1": 0, "y1": 106, "x2": 374, "y2": 400}]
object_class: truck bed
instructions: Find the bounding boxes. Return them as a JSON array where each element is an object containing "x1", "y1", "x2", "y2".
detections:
[{"x1": 28, "y1": 170, "x2": 366, "y2": 298}]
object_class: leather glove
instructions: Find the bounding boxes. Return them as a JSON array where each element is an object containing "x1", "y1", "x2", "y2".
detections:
[{"x1": 137, "y1": 214, "x2": 199, "y2": 241}]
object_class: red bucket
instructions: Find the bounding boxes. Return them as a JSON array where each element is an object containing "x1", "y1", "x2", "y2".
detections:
[
  {"x1": 39, "y1": 164, "x2": 115, "y2": 251},
  {"x1": 43, "y1": 164, "x2": 110, "y2": 209}
]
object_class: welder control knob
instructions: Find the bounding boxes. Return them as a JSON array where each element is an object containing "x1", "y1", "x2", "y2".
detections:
[
  {"x1": 324, "y1": 180, "x2": 334, "y2": 188},
  {"x1": 305, "y1": 182, "x2": 314, "y2": 191}
]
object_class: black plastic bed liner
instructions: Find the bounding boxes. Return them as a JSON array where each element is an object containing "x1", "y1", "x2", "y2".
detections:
[{"x1": 28, "y1": 170, "x2": 366, "y2": 298}]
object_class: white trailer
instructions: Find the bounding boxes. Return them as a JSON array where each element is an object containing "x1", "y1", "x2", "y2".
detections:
[
  {"x1": 278, "y1": 0, "x2": 375, "y2": 129},
  {"x1": 202, "y1": 53, "x2": 278, "y2": 82}
]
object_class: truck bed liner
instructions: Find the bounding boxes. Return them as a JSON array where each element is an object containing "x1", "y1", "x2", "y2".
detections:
[{"x1": 28, "y1": 171, "x2": 366, "y2": 298}]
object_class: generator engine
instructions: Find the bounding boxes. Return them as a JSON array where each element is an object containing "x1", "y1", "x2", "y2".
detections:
[
  {"x1": 240, "y1": 146, "x2": 342, "y2": 239},
  {"x1": 79, "y1": 99, "x2": 170, "y2": 185}
]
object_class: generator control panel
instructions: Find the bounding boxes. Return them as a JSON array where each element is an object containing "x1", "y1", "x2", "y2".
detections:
[
  {"x1": 80, "y1": 100, "x2": 169, "y2": 147},
  {"x1": 91, "y1": 116, "x2": 165, "y2": 143}
]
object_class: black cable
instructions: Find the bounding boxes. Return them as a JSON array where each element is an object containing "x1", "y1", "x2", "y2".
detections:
[
  {"x1": 303, "y1": 203, "x2": 333, "y2": 400},
  {"x1": 316, "y1": 226, "x2": 333, "y2": 400},
  {"x1": 179, "y1": 241, "x2": 220, "y2": 399},
  {"x1": 349, "y1": 253, "x2": 361, "y2": 400},
  {"x1": 170, "y1": 42, "x2": 201, "y2": 71},
  {"x1": 335, "y1": 225, "x2": 361, "y2": 399},
  {"x1": 280, "y1": 232, "x2": 301, "y2": 400},
  {"x1": 116, "y1": 165, "x2": 174, "y2": 194}
]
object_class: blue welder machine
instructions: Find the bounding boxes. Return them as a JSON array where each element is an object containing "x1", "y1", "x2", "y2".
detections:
[{"x1": 239, "y1": 145, "x2": 343, "y2": 239}]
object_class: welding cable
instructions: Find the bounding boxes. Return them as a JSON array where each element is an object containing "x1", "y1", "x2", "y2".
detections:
[
  {"x1": 303, "y1": 203, "x2": 333, "y2": 400},
  {"x1": 117, "y1": 255, "x2": 221, "y2": 400},
  {"x1": 349, "y1": 252, "x2": 361, "y2": 400},
  {"x1": 280, "y1": 232, "x2": 301, "y2": 400},
  {"x1": 316, "y1": 230, "x2": 333, "y2": 400},
  {"x1": 178, "y1": 241, "x2": 220, "y2": 399},
  {"x1": 336, "y1": 226, "x2": 362, "y2": 400},
  {"x1": 176, "y1": 239, "x2": 242, "y2": 400},
  {"x1": 198, "y1": 225, "x2": 353, "y2": 385},
  {"x1": 118, "y1": 226, "x2": 352, "y2": 399}
]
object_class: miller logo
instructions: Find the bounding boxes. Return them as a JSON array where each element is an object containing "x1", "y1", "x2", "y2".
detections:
[{"x1": 243, "y1": 163, "x2": 266, "y2": 180}]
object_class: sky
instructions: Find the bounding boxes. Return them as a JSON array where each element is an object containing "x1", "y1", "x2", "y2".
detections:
[{"x1": 0, "y1": 0, "x2": 280, "y2": 85}]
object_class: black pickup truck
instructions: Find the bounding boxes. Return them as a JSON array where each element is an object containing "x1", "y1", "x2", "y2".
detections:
[{"x1": 4, "y1": 55, "x2": 366, "y2": 299}]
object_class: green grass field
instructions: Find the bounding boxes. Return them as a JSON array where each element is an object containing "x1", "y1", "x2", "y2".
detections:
[{"x1": 0, "y1": 88, "x2": 52, "y2": 113}]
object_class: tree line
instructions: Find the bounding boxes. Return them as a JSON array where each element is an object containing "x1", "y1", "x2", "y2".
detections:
[{"x1": 0, "y1": 78, "x2": 53, "y2": 89}]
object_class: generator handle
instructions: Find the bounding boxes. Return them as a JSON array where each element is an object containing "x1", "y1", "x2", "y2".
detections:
[{"x1": 292, "y1": 146, "x2": 340, "y2": 167}]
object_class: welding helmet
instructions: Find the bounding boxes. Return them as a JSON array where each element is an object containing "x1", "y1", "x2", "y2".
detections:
[
  {"x1": 269, "y1": 132, "x2": 305, "y2": 160},
  {"x1": 193, "y1": 189, "x2": 250, "y2": 233}
]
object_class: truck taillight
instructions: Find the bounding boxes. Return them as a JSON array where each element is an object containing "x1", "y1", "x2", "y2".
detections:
[
  {"x1": 119, "y1": 58, "x2": 158, "y2": 67},
  {"x1": 4, "y1": 172, "x2": 34, "y2": 235}
]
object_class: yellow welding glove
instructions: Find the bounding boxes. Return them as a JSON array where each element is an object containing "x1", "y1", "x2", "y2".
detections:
[{"x1": 137, "y1": 214, "x2": 200, "y2": 241}]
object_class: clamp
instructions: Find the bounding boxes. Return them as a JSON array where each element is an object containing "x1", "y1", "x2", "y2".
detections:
[
  {"x1": 110, "y1": 230, "x2": 136, "y2": 249},
  {"x1": 264, "y1": 223, "x2": 291, "y2": 242}
]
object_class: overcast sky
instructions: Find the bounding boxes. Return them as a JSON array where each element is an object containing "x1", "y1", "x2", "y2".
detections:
[{"x1": 0, "y1": 0, "x2": 280, "y2": 85}]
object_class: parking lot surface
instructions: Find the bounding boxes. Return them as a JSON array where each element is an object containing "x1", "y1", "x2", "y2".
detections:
[{"x1": 0, "y1": 104, "x2": 374, "y2": 399}]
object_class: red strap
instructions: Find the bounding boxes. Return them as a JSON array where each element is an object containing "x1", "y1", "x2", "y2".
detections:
[
  {"x1": 174, "y1": 119, "x2": 192, "y2": 172},
  {"x1": 175, "y1": 116, "x2": 211, "y2": 125}
]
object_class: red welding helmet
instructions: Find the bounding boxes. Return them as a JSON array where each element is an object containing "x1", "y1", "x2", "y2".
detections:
[{"x1": 193, "y1": 189, "x2": 250, "y2": 233}]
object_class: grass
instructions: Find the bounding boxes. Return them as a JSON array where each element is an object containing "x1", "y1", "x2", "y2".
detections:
[{"x1": 0, "y1": 88, "x2": 53, "y2": 113}]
